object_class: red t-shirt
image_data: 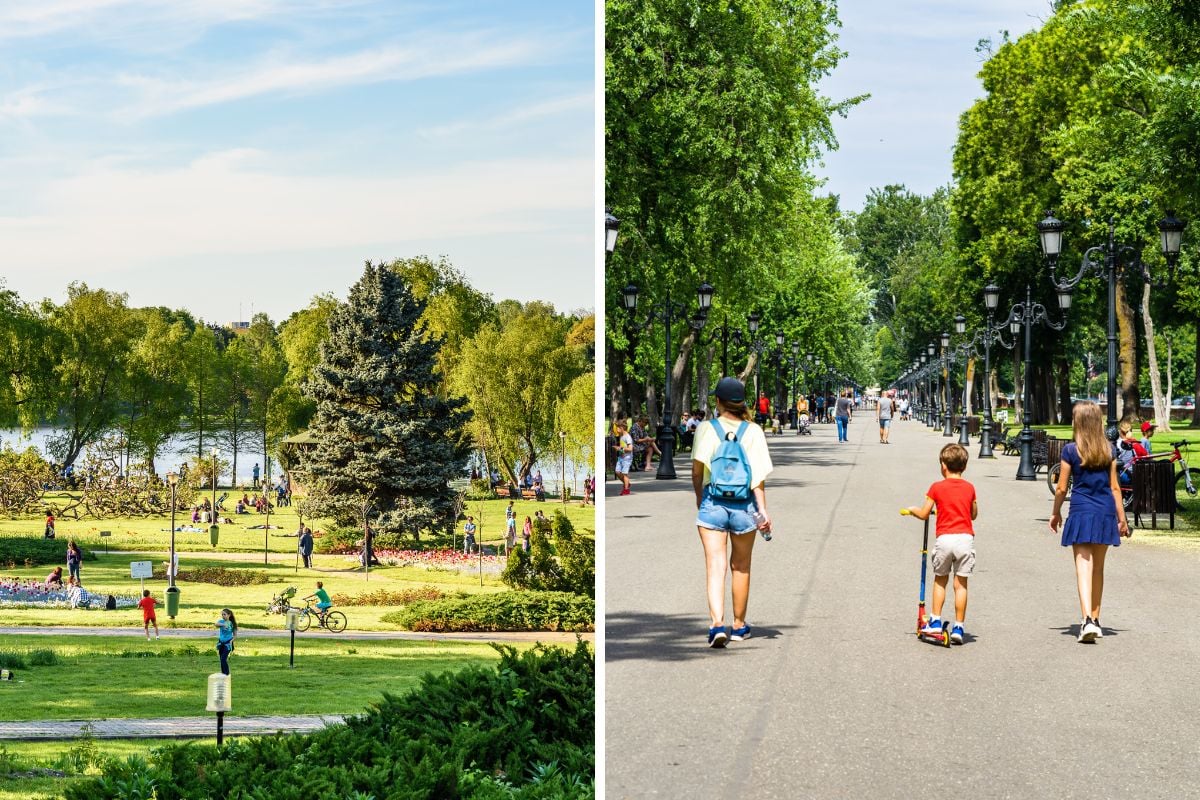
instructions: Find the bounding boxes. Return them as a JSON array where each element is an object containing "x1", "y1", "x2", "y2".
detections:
[
  {"x1": 927, "y1": 478, "x2": 976, "y2": 536},
  {"x1": 138, "y1": 596, "x2": 157, "y2": 619}
]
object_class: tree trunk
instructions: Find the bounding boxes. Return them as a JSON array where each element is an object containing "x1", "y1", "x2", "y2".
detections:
[
  {"x1": 1012, "y1": 349, "x2": 1023, "y2": 422},
  {"x1": 696, "y1": 344, "x2": 712, "y2": 416},
  {"x1": 1116, "y1": 280, "x2": 1139, "y2": 421},
  {"x1": 963, "y1": 356, "x2": 975, "y2": 416},
  {"x1": 1141, "y1": 282, "x2": 1171, "y2": 432},
  {"x1": 669, "y1": 329, "x2": 696, "y2": 428},
  {"x1": 1057, "y1": 357, "x2": 1073, "y2": 424},
  {"x1": 1193, "y1": 321, "x2": 1200, "y2": 427}
]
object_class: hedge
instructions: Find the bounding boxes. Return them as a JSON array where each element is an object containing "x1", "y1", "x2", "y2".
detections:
[
  {"x1": 67, "y1": 642, "x2": 595, "y2": 800},
  {"x1": 0, "y1": 537, "x2": 94, "y2": 568},
  {"x1": 382, "y1": 591, "x2": 594, "y2": 633}
]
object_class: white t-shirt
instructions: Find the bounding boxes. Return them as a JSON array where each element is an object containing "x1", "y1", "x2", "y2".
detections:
[{"x1": 691, "y1": 417, "x2": 774, "y2": 490}]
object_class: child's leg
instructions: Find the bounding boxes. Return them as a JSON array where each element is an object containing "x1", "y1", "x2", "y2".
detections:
[
  {"x1": 1072, "y1": 544, "x2": 1093, "y2": 619},
  {"x1": 1090, "y1": 544, "x2": 1109, "y2": 620},
  {"x1": 931, "y1": 574, "x2": 950, "y2": 617},
  {"x1": 728, "y1": 531, "x2": 756, "y2": 629},
  {"x1": 952, "y1": 575, "x2": 968, "y2": 623},
  {"x1": 698, "y1": 528, "x2": 729, "y2": 627}
]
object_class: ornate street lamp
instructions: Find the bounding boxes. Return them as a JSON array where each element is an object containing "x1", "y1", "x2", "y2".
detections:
[
  {"x1": 605, "y1": 209, "x2": 620, "y2": 254},
  {"x1": 940, "y1": 331, "x2": 953, "y2": 436},
  {"x1": 166, "y1": 471, "x2": 180, "y2": 619},
  {"x1": 1040, "y1": 209, "x2": 1185, "y2": 440}
]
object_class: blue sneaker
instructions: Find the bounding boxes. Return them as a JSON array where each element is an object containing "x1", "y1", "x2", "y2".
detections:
[
  {"x1": 921, "y1": 618, "x2": 943, "y2": 635},
  {"x1": 708, "y1": 626, "x2": 728, "y2": 648},
  {"x1": 950, "y1": 624, "x2": 964, "y2": 645},
  {"x1": 730, "y1": 624, "x2": 751, "y2": 642}
]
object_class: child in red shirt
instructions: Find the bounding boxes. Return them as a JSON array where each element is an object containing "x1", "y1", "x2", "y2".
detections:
[
  {"x1": 903, "y1": 443, "x2": 978, "y2": 644},
  {"x1": 138, "y1": 590, "x2": 159, "y2": 641}
]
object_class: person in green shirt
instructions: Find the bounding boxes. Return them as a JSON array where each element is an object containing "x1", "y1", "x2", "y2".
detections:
[{"x1": 305, "y1": 581, "x2": 333, "y2": 618}]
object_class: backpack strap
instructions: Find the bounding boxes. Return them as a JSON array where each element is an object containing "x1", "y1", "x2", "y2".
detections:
[
  {"x1": 709, "y1": 418, "x2": 724, "y2": 440},
  {"x1": 735, "y1": 421, "x2": 749, "y2": 441}
]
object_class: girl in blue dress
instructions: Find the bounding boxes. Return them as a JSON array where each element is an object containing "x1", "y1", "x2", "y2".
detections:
[{"x1": 1049, "y1": 401, "x2": 1129, "y2": 643}]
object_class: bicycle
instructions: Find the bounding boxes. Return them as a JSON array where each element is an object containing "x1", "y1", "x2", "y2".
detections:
[
  {"x1": 265, "y1": 586, "x2": 298, "y2": 615},
  {"x1": 1047, "y1": 439, "x2": 1199, "y2": 516},
  {"x1": 293, "y1": 598, "x2": 347, "y2": 633}
]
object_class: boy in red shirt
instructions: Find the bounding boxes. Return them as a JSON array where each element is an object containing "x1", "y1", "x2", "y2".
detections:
[
  {"x1": 138, "y1": 590, "x2": 160, "y2": 641},
  {"x1": 903, "y1": 443, "x2": 978, "y2": 644}
]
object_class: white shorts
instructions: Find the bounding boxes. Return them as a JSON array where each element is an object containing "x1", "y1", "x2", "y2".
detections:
[
  {"x1": 932, "y1": 533, "x2": 975, "y2": 577},
  {"x1": 616, "y1": 455, "x2": 633, "y2": 474}
]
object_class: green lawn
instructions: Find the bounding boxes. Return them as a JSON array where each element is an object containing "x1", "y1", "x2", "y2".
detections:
[
  {"x1": 0, "y1": 551, "x2": 509, "y2": 630},
  {"x1": 0, "y1": 634, "x2": 504, "y2": 722}
]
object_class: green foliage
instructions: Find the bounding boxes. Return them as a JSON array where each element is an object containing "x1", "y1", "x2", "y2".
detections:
[
  {"x1": 67, "y1": 642, "x2": 595, "y2": 800},
  {"x1": 0, "y1": 652, "x2": 26, "y2": 670},
  {"x1": 0, "y1": 445, "x2": 54, "y2": 516},
  {"x1": 384, "y1": 591, "x2": 594, "y2": 633},
  {"x1": 331, "y1": 587, "x2": 444, "y2": 606},
  {"x1": 0, "y1": 537, "x2": 93, "y2": 567},
  {"x1": 552, "y1": 513, "x2": 594, "y2": 599},
  {"x1": 303, "y1": 263, "x2": 472, "y2": 540},
  {"x1": 501, "y1": 513, "x2": 592, "y2": 597},
  {"x1": 149, "y1": 565, "x2": 271, "y2": 586},
  {"x1": 501, "y1": 517, "x2": 559, "y2": 592},
  {"x1": 26, "y1": 649, "x2": 58, "y2": 667}
]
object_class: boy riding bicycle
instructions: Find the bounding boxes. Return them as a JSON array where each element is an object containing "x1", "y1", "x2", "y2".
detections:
[{"x1": 304, "y1": 581, "x2": 333, "y2": 619}]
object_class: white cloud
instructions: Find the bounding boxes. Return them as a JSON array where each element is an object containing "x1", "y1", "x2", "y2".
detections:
[
  {"x1": 419, "y1": 92, "x2": 594, "y2": 139},
  {"x1": 0, "y1": 149, "x2": 592, "y2": 277},
  {"x1": 0, "y1": 0, "x2": 294, "y2": 42}
]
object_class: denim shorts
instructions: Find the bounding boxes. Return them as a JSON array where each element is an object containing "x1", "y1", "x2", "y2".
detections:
[
  {"x1": 696, "y1": 490, "x2": 758, "y2": 535},
  {"x1": 616, "y1": 455, "x2": 633, "y2": 474},
  {"x1": 878, "y1": 418, "x2": 891, "y2": 429}
]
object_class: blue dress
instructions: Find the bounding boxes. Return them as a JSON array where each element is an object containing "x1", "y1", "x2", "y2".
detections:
[{"x1": 1060, "y1": 442, "x2": 1121, "y2": 547}]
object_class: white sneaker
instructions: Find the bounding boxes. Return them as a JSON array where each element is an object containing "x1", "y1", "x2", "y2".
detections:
[
  {"x1": 1078, "y1": 618, "x2": 1098, "y2": 643},
  {"x1": 1092, "y1": 619, "x2": 1103, "y2": 639}
]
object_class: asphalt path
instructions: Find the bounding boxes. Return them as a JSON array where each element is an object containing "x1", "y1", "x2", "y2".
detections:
[{"x1": 605, "y1": 413, "x2": 1200, "y2": 799}]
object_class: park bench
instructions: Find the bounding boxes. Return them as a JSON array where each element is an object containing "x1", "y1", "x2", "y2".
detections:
[
  {"x1": 493, "y1": 486, "x2": 538, "y2": 500},
  {"x1": 1131, "y1": 458, "x2": 1176, "y2": 529}
]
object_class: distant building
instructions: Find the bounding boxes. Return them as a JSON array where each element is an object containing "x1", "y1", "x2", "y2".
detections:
[{"x1": 228, "y1": 321, "x2": 250, "y2": 334}]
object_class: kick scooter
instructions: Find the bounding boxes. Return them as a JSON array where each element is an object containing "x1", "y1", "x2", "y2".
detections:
[{"x1": 900, "y1": 507, "x2": 950, "y2": 648}]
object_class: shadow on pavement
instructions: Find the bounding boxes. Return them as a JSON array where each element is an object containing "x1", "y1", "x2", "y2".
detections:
[{"x1": 606, "y1": 611, "x2": 795, "y2": 662}]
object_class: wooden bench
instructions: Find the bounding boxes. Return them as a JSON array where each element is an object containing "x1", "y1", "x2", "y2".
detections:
[{"x1": 493, "y1": 487, "x2": 539, "y2": 500}]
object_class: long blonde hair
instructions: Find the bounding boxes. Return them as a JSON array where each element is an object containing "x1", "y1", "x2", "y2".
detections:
[
  {"x1": 1072, "y1": 401, "x2": 1112, "y2": 469},
  {"x1": 716, "y1": 398, "x2": 753, "y2": 422}
]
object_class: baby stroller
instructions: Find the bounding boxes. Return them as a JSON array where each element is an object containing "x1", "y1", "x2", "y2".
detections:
[{"x1": 797, "y1": 413, "x2": 813, "y2": 435}]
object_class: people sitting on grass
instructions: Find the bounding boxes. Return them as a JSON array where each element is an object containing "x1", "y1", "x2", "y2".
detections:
[
  {"x1": 45, "y1": 566, "x2": 63, "y2": 589},
  {"x1": 66, "y1": 576, "x2": 92, "y2": 609}
]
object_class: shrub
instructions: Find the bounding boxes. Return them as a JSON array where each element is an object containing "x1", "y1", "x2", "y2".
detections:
[
  {"x1": 502, "y1": 511, "x2": 593, "y2": 597},
  {"x1": 382, "y1": 591, "x2": 594, "y2": 633},
  {"x1": 150, "y1": 565, "x2": 270, "y2": 586},
  {"x1": 67, "y1": 642, "x2": 595, "y2": 800},
  {"x1": 331, "y1": 586, "x2": 444, "y2": 606},
  {"x1": 0, "y1": 537, "x2": 94, "y2": 568},
  {"x1": 311, "y1": 525, "x2": 363, "y2": 554},
  {"x1": 27, "y1": 649, "x2": 59, "y2": 667},
  {"x1": 0, "y1": 651, "x2": 26, "y2": 670}
]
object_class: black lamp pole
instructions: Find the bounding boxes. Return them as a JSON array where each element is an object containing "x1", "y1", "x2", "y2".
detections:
[
  {"x1": 622, "y1": 282, "x2": 714, "y2": 480},
  {"x1": 940, "y1": 332, "x2": 954, "y2": 436},
  {"x1": 1039, "y1": 210, "x2": 1184, "y2": 440}
]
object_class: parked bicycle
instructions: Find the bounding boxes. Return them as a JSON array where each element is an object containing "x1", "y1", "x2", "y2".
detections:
[
  {"x1": 1047, "y1": 439, "x2": 1198, "y2": 516},
  {"x1": 265, "y1": 586, "x2": 297, "y2": 615}
]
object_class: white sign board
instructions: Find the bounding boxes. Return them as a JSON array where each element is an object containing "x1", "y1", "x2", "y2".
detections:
[{"x1": 130, "y1": 561, "x2": 153, "y2": 579}]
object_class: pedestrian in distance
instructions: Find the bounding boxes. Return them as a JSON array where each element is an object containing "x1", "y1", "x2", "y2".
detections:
[
  {"x1": 252, "y1": 462, "x2": 261, "y2": 489},
  {"x1": 298, "y1": 525, "x2": 314, "y2": 569},
  {"x1": 463, "y1": 516, "x2": 477, "y2": 555},
  {"x1": 835, "y1": 390, "x2": 854, "y2": 442},
  {"x1": 614, "y1": 419, "x2": 634, "y2": 496},
  {"x1": 902, "y1": 443, "x2": 978, "y2": 645},
  {"x1": 877, "y1": 391, "x2": 896, "y2": 444},
  {"x1": 66, "y1": 540, "x2": 82, "y2": 584},
  {"x1": 506, "y1": 513, "x2": 517, "y2": 553},
  {"x1": 1049, "y1": 400, "x2": 1130, "y2": 643},
  {"x1": 139, "y1": 589, "x2": 160, "y2": 640},
  {"x1": 215, "y1": 608, "x2": 237, "y2": 675},
  {"x1": 692, "y1": 377, "x2": 774, "y2": 648},
  {"x1": 44, "y1": 511, "x2": 56, "y2": 539}
]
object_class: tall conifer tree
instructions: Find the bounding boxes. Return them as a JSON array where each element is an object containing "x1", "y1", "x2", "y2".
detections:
[{"x1": 304, "y1": 263, "x2": 470, "y2": 538}]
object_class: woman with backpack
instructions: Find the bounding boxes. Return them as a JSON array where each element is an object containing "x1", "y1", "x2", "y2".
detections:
[{"x1": 691, "y1": 377, "x2": 774, "y2": 648}]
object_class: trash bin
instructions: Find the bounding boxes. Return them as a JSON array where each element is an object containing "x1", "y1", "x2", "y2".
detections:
[
  {"x1": 1132, "y1": 459, "x2": 1176, "y2": 529},
  {"x1": 166, "y1": 586, "x2": 181, "y2": 618},
  {"x1": 209, "y1": 524, "x2": 220, "y2": 548}
]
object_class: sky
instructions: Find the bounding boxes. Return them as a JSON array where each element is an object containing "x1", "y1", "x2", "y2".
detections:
[
  {"x1": 0, "y1": 0, "x2": 595, "y2": 324},
  {"x1": 816, "y1": 1, "x2": 1053, "y2": 211}
]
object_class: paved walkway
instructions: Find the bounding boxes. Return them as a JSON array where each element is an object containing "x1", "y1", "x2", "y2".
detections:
[
  {"x1": 0, "y1": 714, "x2": 345, "y2": 740},
  {"x1": 606, "y1": 414, "x2": 1200, "y2": 799},
  {"x1": 0, "y1": 626, "x2": 589, "y2": 644}
]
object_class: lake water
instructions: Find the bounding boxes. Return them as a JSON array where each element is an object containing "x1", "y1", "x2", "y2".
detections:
[{"x1": 0, "y1": 428, "x2": 593, "y2": 493}]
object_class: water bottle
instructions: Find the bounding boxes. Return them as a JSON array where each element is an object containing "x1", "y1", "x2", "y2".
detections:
[{"x1": 752, "y1": 508, "x2": 772, "y2": 541}]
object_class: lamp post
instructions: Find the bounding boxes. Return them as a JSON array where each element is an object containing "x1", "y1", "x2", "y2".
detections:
[
  {"x1": 998, "y1": 284, "x2": 1071, "y2": 480},
  {"x1": 925, "y1": 343, "x2": 937, "y2": 427},
  {"x1": 747, "y1": 311, "x2": 762, "y2": 399},
  {"x1": 605, "y1": 209, "x2": 620, "y2": 255},
  {"x1": 622, "y1": 281, "x2": 714, "y2": 479},
  {"x1": 166, "y1": 471, "x2": 180, "y2": 619},
  {"x1": 773, "y1": 331, "x2": 785, "y2": 422},
  {"x1": 209, "y1": 447, "x2": 220, "y2": 547},
  {"x1": 559, "y1": 430, "x2": 567, "y2": 504},
  {"x1": 940, "y1": 331, "x2": 953, "y2": 437},
  {"x1": 954, "y1": 315, "x2": 972, "y2": 446},
  {"x1": 789, "y1": 341, "x2": 800, "y2": 429},
  {"x1": 713, "y1": 314, "x2": 744, "y2": 377},
  {"x1": 1038, "y1": 209, "x2": 1184, "y2": 440}
]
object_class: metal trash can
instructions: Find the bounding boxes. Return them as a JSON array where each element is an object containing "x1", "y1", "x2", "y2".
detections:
[{"x1": 165, "y1": 586, "x2": 181, "y2": 618}]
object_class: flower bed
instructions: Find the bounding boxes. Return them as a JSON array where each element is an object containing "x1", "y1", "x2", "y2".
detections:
[{"x1": 0, "y1": 577, "x2": 138, "y2": 609}]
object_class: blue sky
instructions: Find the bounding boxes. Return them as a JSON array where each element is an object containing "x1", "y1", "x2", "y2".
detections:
[
  {"x1": 0, "y1": 0, "x2": 594, "y2": 324},
  {"x1": 817, "y1": 1, "x2": 1050, "y2": 211}
]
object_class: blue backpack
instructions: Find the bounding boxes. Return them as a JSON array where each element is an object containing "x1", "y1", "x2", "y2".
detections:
[{"x1": 708, "y1": 419, "x2": 752, "y2": 500}]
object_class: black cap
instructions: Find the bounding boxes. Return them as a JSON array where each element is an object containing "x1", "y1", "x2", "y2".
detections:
[{"x1": 713, "y1": 377, "x2": 746, "y2": 403}]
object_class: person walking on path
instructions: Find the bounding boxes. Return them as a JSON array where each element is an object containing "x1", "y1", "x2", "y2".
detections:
[
  {"x1": 66, "y1": 541, "x2": 82, "y2": 584},
  {"x1": 298, "y1": 525, "x2": 314, "y2": 569},
  {"x1": 1049, "y1": 400, "x2": 1130, "y2": 643},
  {"x1": 44, "y1": 511, "x2": 55, "y2": 539},
  {"x1": 691, "y1": 377, "x2": 774, "y2": 648},
  {"x1": 815, "y1": 392, "x2": 826, "y2": 424},
  {"x1": 505, "y1": 512, "x2": 517, "y2": 553},
  {"x1": 463, "y1": 516, "x2": 477, "y2": 555},
  {"x1": 252, "y1": 462, "x2": 260, "y2": 489},
  {"x1": 614, "y1": 420, "x2": 634, "y2": 495},
  {"x1": 215, "y1": 608, "x2": 237, "y2": 675},
  {"x1": 834, "y1": 390, "x2": 854, "y2": 442},
  {"x1": 902, "y1": 443, "x2": 978, "y2": 644},
  {"x1": 876, "y1": 391, "x2": 895, "y2": 444},
  {"x1": 138, "y1": 590, "x2": 159, "y2": 640}
]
